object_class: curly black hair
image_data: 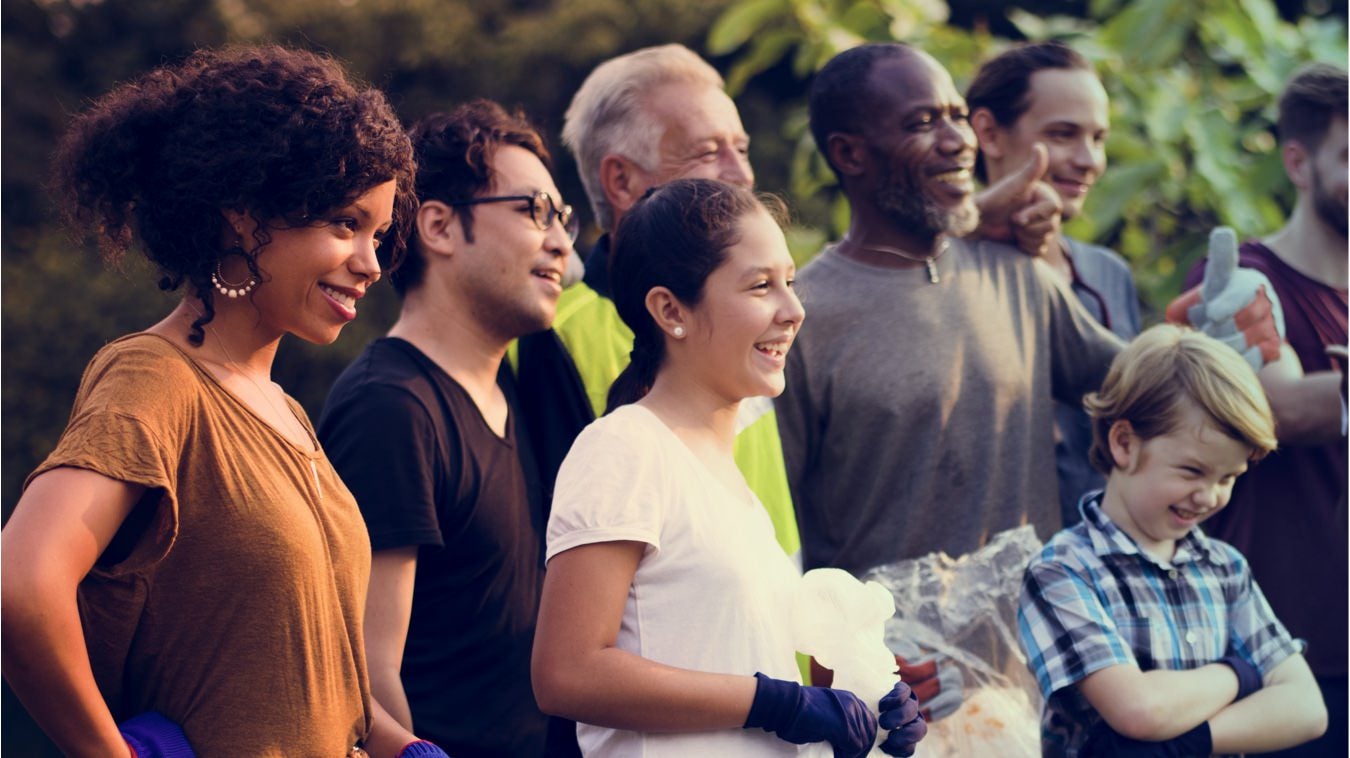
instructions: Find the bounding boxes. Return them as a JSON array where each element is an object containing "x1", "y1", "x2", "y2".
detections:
[{"x1": 51, "y1": 45, "x2": 417, "y2": 344}]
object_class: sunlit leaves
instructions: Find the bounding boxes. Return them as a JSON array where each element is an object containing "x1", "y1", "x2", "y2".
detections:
[{"x1": 709, "y1": 0, "x2": 1346, "y2": 316}]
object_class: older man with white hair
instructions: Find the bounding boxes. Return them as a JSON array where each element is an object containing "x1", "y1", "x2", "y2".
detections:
[{"x1": 514, "y1": 44, "x2": 803, "y2": 560}]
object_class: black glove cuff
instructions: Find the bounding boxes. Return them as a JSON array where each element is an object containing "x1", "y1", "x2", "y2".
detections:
[
  {"x1": 743, "y1": 672, "x2": 801, "y2": 732},
  {"x1": 1174, "y1": 721, "x2": 1213, "y2": 755},
  {"x1": 1218, "y1": 655, "x2": 1262, "y2": 701}
]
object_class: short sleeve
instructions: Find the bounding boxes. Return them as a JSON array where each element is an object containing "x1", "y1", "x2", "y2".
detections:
[
  {"x1": 26, "y1": 338, "x2": 198, "y2": 575},
  {"x1": 1019, "y1": 554, "x2": 1136, "y2": 699},
  {"x1": 546, "y1": 413, "x2": 668, "y2": 561},
  {"x1": 320, "y1": 381, "x2": 448, "y2": 551},
  {"x1": 1219, "y1": 544, "x2": 1300, "y2": 675},
  {"x1": 1039, "y1": 261, "x2": 1124, "y2": 404}
]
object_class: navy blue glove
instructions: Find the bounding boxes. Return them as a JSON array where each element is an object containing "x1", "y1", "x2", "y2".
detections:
[
  {"x1": 1084, "y1": 721, "x2": 1212, "y2": 757},
  {"x1": 1218, "y1": 654, "x2": 1262, "y2": 701},
  {"x1": 397, "y1": 740, "x2": 449, "y2": 757},
  {"x1": 118, "y1": 712, "x2": 195, "y2": 758},
  {"x1": 744, "y1": 672, "x2": 876, "y2": 758},
  {"x1": 878, "y1": 681, "x2": 928, "y2": 756}
]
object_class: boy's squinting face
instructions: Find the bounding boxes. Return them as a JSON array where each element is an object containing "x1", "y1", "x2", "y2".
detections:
[{"x1": 1102, "y1": 403, "x2": 1251, "y2": 560}]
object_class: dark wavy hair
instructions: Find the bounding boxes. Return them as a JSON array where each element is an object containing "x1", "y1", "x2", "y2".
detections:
[
  {"x1": 394, "y1": 100, "x2": 552, "y2": 296},
  {"x1": 51, "y1": 45, "x2": 417, "y2": 344},
  {"x1": 966, "y1": 41, "x2": 1093, "y2": 182},
  {"x1": 605, "y1": 178, "x2": 778, "y2": 412}
]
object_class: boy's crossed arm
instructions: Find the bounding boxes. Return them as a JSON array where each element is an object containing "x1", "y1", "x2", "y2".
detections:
[
  {"x1": 1021, "y1": 555, "x2": 1326, "y2": 755},
  {"x1": 1077, "y1": 658, "x2": 1239, "y2": 741},
  {"x1": 1205, "y1": 653, "x2": 1325, "y2": 754},
  {"x1": 1078, "y1": 652, "x2": 1324, "y2": 755}
]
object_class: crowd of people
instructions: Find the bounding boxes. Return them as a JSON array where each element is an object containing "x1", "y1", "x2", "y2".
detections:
[{"x1": 0, "y1": 32, "x2": 1344, "y2": 758}]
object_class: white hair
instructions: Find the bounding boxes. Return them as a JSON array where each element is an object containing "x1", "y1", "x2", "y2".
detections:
[{"x1": 563, "y1": 44, "x2": 725, "y2": 231}]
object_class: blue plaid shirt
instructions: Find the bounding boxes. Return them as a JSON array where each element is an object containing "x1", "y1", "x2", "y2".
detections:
[{"x1": 1017, "y1": 492, "x2": 1299, "y2": 757}]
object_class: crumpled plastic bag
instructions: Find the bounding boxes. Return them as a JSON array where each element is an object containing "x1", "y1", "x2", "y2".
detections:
[
  {"x1": 861, "y1": 525, "x2": 1045, "y2": 758},
  {"x1": 792, "y1": 568, "x2": 899, "y2": 757}
]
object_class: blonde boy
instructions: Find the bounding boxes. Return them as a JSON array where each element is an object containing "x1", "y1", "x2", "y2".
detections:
[{"x1": 1018, "y1": 324, "x2": 1326, "y2": 756}]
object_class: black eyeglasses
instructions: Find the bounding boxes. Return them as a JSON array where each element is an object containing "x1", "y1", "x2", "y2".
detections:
[{"x1": 449, "y1": 190, "x2": 579, "y2": 241}]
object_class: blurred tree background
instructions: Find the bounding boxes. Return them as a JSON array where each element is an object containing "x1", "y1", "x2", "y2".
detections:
[{"x1": 0, "y1": 0, "x2": 1344, "y2": 751}]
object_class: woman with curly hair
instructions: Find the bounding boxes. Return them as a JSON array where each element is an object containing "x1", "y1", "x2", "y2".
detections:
[{"x1": 0, "y1": 46, "x2": 446, "y2": 758}]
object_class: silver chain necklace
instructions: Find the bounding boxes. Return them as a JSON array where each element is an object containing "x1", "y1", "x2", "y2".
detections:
[{"x1": 847, "y1": 237, "x2": 950, "y2": 283}]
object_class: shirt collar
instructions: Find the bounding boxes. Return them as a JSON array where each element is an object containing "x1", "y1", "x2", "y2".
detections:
[
  {"x1": 1078, "y1": 491, "x2": 1218, "y2": 567},
  {"x1": 582, "y1": 233, "x2": 612, "y2": 299}
]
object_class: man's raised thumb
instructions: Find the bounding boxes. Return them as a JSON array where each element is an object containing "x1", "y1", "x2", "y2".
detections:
[{"x1": 986, "y1": 142, "x2": 1048, "y2": 205}]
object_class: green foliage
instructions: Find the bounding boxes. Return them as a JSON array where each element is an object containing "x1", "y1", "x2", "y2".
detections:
[
  {"x1": 707, "y1": 0, "x2": 1346, "y2": 313},
  {"x1": 0, "y1": 0, "x2": 736, "y2": 523}
]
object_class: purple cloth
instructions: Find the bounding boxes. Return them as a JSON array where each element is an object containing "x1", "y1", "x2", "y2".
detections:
[
  {"x1": 119, "y1": 712, "x2": 195, "y2": 758},
  {"x1": 1185, "y1": 240, "x2": 1348, "y2": 676}
]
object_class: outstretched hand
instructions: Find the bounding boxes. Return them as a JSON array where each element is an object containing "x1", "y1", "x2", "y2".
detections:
[{"x1": 975, "y1": 143, "x2": 1061, "y2": 257}]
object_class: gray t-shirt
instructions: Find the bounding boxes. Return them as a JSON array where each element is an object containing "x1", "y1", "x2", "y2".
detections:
[{"x1": 777, "y1": 238, "x2": 1123, "y2": 574}]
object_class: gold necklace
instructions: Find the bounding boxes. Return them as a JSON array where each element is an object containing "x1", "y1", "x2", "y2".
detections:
[
  {"x1": 849, "y1": 237, "x2": 951, "y2": 283},
  {"x1": 184, "y1": 304, "x2": 314, "y2": 452},
  {"x1": 186, "y1": 303, "x2": 325, "y2": 501}
]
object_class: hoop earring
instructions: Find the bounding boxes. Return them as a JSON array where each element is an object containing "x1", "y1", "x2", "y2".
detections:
[
  {"x1": 211, "y1": 247, "x2": 259, "y2": 299},
  {"x1": 672, "y1": 326, "x2": 686, "y2": 338}
]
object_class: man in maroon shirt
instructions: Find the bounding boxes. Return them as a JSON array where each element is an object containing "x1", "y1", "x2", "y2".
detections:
[{"x1": 1185, "y1": 62, "x2": 1347, "y2": 757}]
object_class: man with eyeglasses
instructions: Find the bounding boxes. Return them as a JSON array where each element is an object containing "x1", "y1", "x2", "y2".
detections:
[{"x1": 318, "y1": 100, "x2": 581, "y2": 757}]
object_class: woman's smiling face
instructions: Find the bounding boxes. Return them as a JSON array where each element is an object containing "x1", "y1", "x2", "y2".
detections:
[{"x1": 232, "y1": 179, "x2": 396, "y2": 345}]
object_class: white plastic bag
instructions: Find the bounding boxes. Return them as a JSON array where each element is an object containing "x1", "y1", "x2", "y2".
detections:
[
  {"x1": 861, "y1": 525, "x2": 1044, "y2": 758},
  {"x1": 792, "y1": 568, "x2": 899, "y2": 757}
]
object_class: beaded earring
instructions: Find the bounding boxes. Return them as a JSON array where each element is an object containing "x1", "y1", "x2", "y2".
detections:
[{"x1": 211, "y1": 246, "x2": 260, "y2": 299}]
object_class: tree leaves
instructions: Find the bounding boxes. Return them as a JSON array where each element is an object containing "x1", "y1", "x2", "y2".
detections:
[{"x1": 708, "y1": 0, "x2": 1346, "y2": 318}]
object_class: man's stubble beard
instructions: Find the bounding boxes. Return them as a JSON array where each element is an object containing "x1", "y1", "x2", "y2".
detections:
[
  {"x1": 873, "y1": 161, "x2": 979, "y2": 240},
  {"x1": 1311, "y1": 161, "x2": 1347, "y2": 236}
]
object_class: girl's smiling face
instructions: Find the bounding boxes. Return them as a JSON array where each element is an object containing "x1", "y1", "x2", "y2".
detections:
[{"x1": 679, "y1": 208, "x2": 805, "y2": 403}]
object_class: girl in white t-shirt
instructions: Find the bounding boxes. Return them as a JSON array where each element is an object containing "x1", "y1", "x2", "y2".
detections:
[{"x1": 531, "y1": 179, "x2": 928, "y2": 757}]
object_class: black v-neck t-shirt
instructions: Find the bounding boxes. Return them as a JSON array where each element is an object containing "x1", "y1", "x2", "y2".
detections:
[{"x1": 319, "y1": 337, "x2": 555, "y2": 756}]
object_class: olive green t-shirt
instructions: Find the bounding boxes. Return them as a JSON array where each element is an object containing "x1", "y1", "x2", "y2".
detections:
[{"x1": 29, "y1": 333, "x2": 372, "y2": 756}]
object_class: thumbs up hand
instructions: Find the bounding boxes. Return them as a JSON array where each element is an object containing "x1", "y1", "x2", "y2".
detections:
[
  {"x1": 975, "y1": 144, "x2": 1061, "y2": 257},
  {"x1": 1163, "y1": 227, "x2": 1285, "y2": 371}
]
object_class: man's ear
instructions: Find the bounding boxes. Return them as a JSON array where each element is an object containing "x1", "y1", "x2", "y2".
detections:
[
  {"x1": 415, "y1": 200, "x2": 462, "y2": 259},
  {"x1": 1107, "y1": 419, "x2": 1139, "y2": 471},
  {"x1": 601, "y1": 154, "x2": 650, "y2": 224},
  {"x1": 643, "y1": 285, "x2": 688, "y2": 340},
  {"x1": 825, "y1": 132, "x2": 871, "y2": 179},
  {"x1": 970, "y1": 108, "x2": 1004, "y2": 160},
  {"x1": 1281, "y1": 141, "x2": 1312, "y2": 193}
]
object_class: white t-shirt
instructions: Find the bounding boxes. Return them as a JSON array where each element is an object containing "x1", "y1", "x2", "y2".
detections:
[{"x1": 547, "y1": 404, "x2": 804, "y2": 757}]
